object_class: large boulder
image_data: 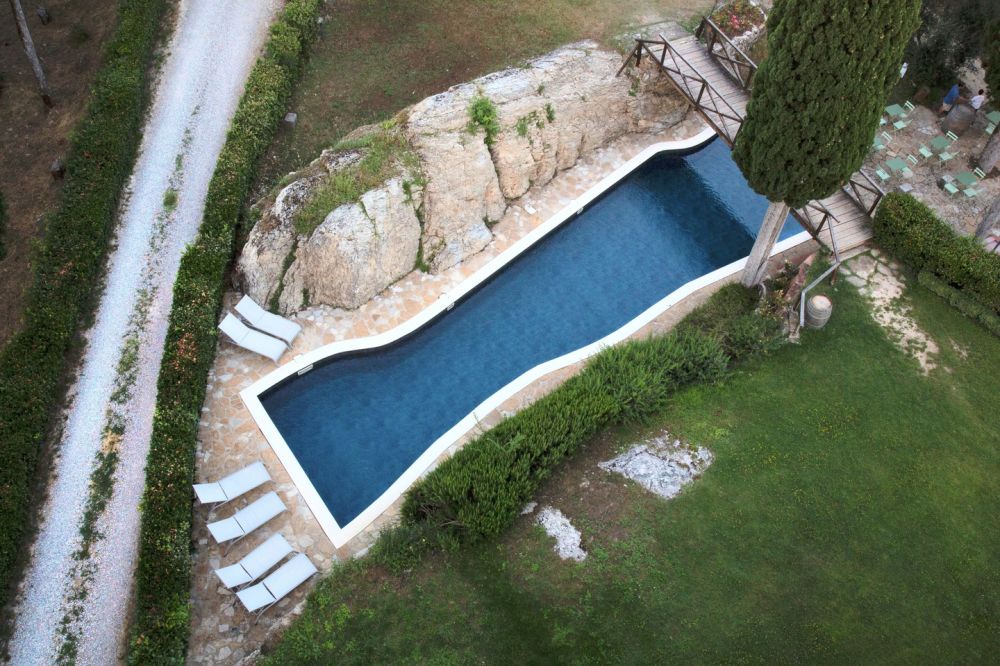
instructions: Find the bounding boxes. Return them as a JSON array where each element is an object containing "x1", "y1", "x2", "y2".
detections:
[
  {"x1": 237, "y1": 39, "x2": 689, "y2": 313},
  {"x1": 278, "y1": 177, "x2": 421, "y2": 311}
]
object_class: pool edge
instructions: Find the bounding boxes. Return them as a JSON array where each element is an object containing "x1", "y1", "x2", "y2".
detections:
[{"x1": 240, "y1": 128, "x2": 815, "y2": 549}]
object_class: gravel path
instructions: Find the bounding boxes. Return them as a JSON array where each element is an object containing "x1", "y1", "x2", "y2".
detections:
[{"x1": 6, "y1": 0, "x2": 280, "y2": 663}]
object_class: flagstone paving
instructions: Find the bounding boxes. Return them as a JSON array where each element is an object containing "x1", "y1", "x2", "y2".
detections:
[
  {"x1": 187, "y1": 116, "x2": 820, "y2": 664},
  {"x1": 864, "y1": 104, "x2": 998, "y2": 236}
]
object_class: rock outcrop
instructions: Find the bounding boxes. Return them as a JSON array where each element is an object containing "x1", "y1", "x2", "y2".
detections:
[{"x1": 238, "y1": 39, "x2": 688, "y2": 314}]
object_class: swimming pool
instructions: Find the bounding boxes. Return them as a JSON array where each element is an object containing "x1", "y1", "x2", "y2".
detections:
[{"x1": 245, "y1": 131, "x2": 809, "y2": 547}]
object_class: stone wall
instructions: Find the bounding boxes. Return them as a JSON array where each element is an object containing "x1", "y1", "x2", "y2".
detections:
[{"x1": 238, "y1": 40, "x2": 688, "y2": 314}]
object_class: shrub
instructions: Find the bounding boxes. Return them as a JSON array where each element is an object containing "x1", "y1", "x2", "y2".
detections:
[
  {"x1": 467, "y1": 95, "x2": 501, "y2": 146},
  {"x1": 401, "y1": 285, "x2": 770, "y2": 543},
  {"x1": 127, "y1": 1, "x2": 321, "y2": 662},
  {"x1": 918, "y1": 270, "x2": 1000, "y2": 337},
  {"x1": 0, "y1": 0, "x2": 169, "y2": 609},
  {"x1": 873, "y1": 192, "x2": 1000, "y2": 314},
  {"x1": 709, "y1": 0, "x2": 765, "y2": 38}
]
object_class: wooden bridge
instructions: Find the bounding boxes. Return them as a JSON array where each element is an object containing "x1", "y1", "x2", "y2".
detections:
[{"x1": 620, "y1": 19, "x2": 884, "y2": 253}]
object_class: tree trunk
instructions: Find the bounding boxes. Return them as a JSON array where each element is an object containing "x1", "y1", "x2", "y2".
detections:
[
  {"x1": 741, "y1": 201, "x2": 789, "y2": 287},
  {"x1": 8, "y1": 0, "x2": 52, "y2": 108},
  {"x1": 976, "y1": 196, "x2": 1000, "y2": 241},
  {"x1": 980, "y1": 131, "x2": 1000, "y2": 175}
]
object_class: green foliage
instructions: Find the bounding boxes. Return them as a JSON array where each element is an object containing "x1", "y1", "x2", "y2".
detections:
[
  {"x1": 162, "y1": 188, "x2": 178, "y2": 211},
  {"x1": 985, "y1": 19, "x2": 1000, "y2": 98},
  {"x1": 467, "y1": 95, "x2": 501, "y2": 146},
  {"x1": 710, "y1": 0, "x2": 765, "y2": 38},
  {"x1": 732, "y1": 0, "x2": 921, "y2": 207},
  {"x1": 918, "y1": 270, "x2": 1000, "y2": 337},
  {"x1": 545, "y1": 102, "x2": 556, "y2": 123},
  {"x1": 295, "y1": 129, "x2": 420, "y2": 236},
  {"x1": 127, "y1": 1, "x2": 321, "y2": 662},
  {"x1": 515, "y1": 116, "x2": 530, "y2": 137},
  {"x1": 0, "y1": 0, "x2": 170, "y2": 609},
  {"x1": 903, "y1": 1, "x2": 1000, "y2": 89},
  {"x1": 873, "y1": 192, "x2": 1000, "y2": 314},
  {"x1": 400, "y1": 285, "x2": 777, "y2": 543}
]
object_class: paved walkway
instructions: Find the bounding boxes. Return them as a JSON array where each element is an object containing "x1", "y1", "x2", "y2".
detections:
[
  {"x1": 6, "y1": 1, "x2": 280, "y2": 663},
  {"x1": 864, "y1": 105, "x2": 998, "y2": 236}
]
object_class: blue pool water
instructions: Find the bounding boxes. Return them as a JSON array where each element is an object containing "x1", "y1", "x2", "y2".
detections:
[{"x1": 261, "y1": 138, "x2": 799, "y2": 527}]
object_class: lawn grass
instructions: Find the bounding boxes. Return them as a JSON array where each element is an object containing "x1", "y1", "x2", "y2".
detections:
[
  {"x1": 252, "y1": 0, "x2": 712, "y2": 196},
  {"x1": 263, "y1": 275, "x2": 1000, "y2": 663}
]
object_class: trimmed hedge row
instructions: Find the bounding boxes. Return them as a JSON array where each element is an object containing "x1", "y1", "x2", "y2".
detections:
[
  {"x1": 0, "y1": 0, "x2": 169, "y2": 605},
  {"x1": 401, "y1": 284, "x2": 776, "y2": 543},
  {"x1": 918, "y1": 270, "x2": 1000, "y2": 337},
  {"x1": 873, "y1": 192, "x2": 1000, "y2": 314},
  {"x1": 127, "y1": 1, "x2": 321, "y2": 662}
]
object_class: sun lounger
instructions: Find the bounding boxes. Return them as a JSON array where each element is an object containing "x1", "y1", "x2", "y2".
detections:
[
  {"x1": 235, "y1": 295, "x2": 302, "y2": 345},
  {"x1": 215, "y1": 533, "x2": 294, "y2": 589},
  {"x1": 219, "y1": 313, "x2": 286, "y2": 363},
  {"x1": 207, "y1": 491, "x2": 286, "y2": 553},
  {"x1": 236, "y1": 553, "x2": 318, "y2": 623},
  {"x1": 193, "y1": 461, "x2": 271, "y2": 508}
]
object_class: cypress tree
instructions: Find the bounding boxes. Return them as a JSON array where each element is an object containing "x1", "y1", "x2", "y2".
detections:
[{"x1": 732, "y1": 0, "x2": 921, "y2": 286}]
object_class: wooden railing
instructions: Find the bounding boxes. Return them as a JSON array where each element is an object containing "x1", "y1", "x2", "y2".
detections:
[
  {"x1": 618, "y1": 35, "x2": 745, "y2": 146},
  {"x1": 843, "y1": 170, "x2": 885, "y2": 217},
  {"x1": 695, "y1": 17, "x2": 758, "y2": 91}
]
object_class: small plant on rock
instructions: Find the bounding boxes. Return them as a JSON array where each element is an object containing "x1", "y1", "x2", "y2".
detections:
[{"x1": 467, "y1": 94, "x2": 501, "y2": 146}]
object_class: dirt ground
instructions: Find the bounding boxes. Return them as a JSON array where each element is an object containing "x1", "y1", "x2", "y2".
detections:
[{"x1": 0, "y1": 0, "x2": 120, "y2": 348}]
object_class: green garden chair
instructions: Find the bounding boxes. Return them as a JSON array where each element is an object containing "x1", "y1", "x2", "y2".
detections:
[
  {"x1": 893, "y1": 118, "x2": 910, "y2": 133},
  {"x1": 964, "y1": 187, "x2": 980, "y2": 198},
  {"x1": 988, "y1": 123, "x2": 997, "y2": 136},
  {"x1": 973, "y1": 167, "x2": 987, "y2": 181},
  {"x1": 875, "y1": 166, "x2": 891, "y2": 184},
  {"x1": 946, "y1": 130, "x2": 959, "y2": 144},
  {"x1": 906, "y1": 155, "x2": 919, "y2": 168},
  {"x1": 938, "y1": 150, "x2": 956, "y2": 164},
  {"x1": 943, "y1": 181, "x2": 960, "y2": 195},
  {"x1": 903, "y1": 100, "x2": 915, "y2": 114},
  {"x1": 918, "y1": 144, "x2": 934, "y2": 160}
]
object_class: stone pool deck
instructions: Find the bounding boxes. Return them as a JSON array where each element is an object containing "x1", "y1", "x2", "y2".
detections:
[{"x1": 187, "y1": 116, "x2": 820, "y2": 664}]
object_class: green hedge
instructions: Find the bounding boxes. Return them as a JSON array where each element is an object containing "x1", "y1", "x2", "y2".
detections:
[
  {"x1": 401, "y1": 284, "x2": 773, "y2": 544},
  {"x1": 918, "y1": 270, "x2": 1000, "y2": 337},
  {"x1": 0, "y1": 0, "x2": 169, "y2": 605},
  {"x1": 873, "y1": 192, "x2": 1000, "y2": 314},
  {"x1": 127, "y1": 1, "x2": 321, "y2": 662}
]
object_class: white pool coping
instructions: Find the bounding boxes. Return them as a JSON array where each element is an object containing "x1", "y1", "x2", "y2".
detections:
[{"x1": 240, "y1": 128, "x2": 814, "y2": 549}]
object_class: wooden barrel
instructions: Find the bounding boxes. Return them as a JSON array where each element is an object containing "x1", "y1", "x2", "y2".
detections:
[{"x1": 805, "y1": 294, "x2": 832, "y2": 329}]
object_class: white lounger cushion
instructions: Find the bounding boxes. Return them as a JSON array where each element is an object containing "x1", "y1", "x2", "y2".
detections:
[
  {"x1": 235, "y1": 295, "x2": 302, "y2": 345},
  {"x1": 207, "y1": 491, "x2": 286, "y2": 544},
  {"x1": 193, "y1": 461, "x2": 270, "y2": 506},
  {"x1": 236, "y1": 553, "x2": 318, "y2": 613},
  {"x1": 214, "y1": 533, "x2": 293, "y2": 589},
  {"x1": 219, "y1": 313, "x2": 286, "y2": 363}
]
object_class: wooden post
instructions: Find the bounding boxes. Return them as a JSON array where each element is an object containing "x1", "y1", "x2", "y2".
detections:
[
  {"x1": 741, "y1": 201, "x2": 790, "y2": 287},
  {"x1": 9, "y1": 0, "x2": 53, "y2": 108}
]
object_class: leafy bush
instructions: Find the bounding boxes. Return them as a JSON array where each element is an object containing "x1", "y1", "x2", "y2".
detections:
[
  {"x1": 467, "y1": 95, "x2": 501, "y2": 146},
  {"x1": 127, "y1": 1, "x2": 321, "y2": 662},
  {"x1": 0, "y1": 0, "x2": 169, "y2": 608},
  {"x1": 918, "y1": 270, "x2": 1000, "y2": 337},
  {"x1": 873, "y1": 192, "x2": 1000, "y2": 314},
  {"x1": 709, "y1": 0, "x2": 765, "y2": 38},
  {"x1": 401, "y1": 285, "x2": 775, "y2": 543}
]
